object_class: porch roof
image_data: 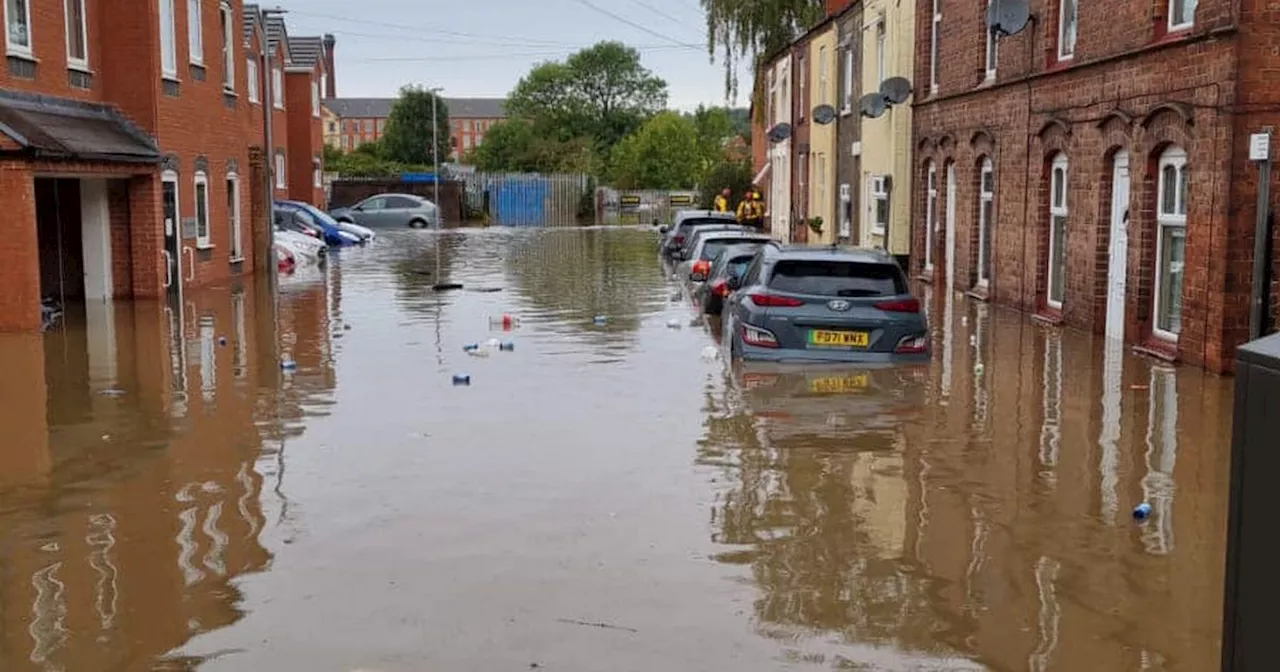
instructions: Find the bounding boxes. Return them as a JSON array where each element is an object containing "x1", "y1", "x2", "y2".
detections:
[{"x1": 0, "y1": 91, "x2": 160, "y2": 164}]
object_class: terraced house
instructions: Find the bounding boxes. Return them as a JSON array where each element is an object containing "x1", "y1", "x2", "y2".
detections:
[
  {"x1": 0, "y1": 1, "x2": 331, "y2": 333},
  {"x1": 912, "y1": 0, "x2": 1280, "y2": 372}
]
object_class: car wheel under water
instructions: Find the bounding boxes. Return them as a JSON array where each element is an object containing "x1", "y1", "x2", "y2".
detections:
[{"x1": 409, "y1": 218, "x2": 428, "y2": 229}]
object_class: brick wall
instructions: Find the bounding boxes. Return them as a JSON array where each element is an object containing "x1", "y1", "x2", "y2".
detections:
[
  {"x1": 0, "y1": 164, "x2": 41, "y2": 330},
  {"x1": 910, "y1": 0, "x2": 1268, "y2": 372},
  {"x1": 285, "y1": 70, "x2": 315, "y2": 203},
  {"x1": 0, "y1": 0, "x2": 104, "y2": 100}
]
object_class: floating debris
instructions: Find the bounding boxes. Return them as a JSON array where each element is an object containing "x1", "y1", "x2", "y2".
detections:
[
  {"x1": 666, "y1": 318, "x2": 682, "y2": 329},
  {"x1": 700, "y1": 346, "x2": 719, "y2": 361},
  {"x1": 1132, "y1": 503, "x2": 1152, "y2": 521},
  {"x1": 452, "y1": 374, "x2": 471, "y2": 386},
  {"x1": 499, "y1": 341, "x2": 515, "y2": 352},
  {"x1": 593, "y1": 315, "x2": 608, "y2": 325},
  {"x1": 280, "y1": 359, "x2": 298, "y2": 370}
]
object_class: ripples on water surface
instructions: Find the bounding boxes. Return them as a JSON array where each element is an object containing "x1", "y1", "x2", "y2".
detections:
[{"x1": 0, "y1": 227, "x2": 1231, "y2": 671}]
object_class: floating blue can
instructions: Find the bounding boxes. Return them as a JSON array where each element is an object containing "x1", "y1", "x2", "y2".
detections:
[
  {"x1": 499, "y1": 341, "x2": 515, "y2": 351},
  {"x1": 452, "y1": 374, "x2": 471, "y2": 385},
  {"x1": 1132, "y1": 502, "x2": 1152, "y2": 520},
  {"x1": 462, "y1": 343, "x2": 480, "y2": 352},
  {"x1": 280, "y1": 359, "x2": 298, "y2": 370}
]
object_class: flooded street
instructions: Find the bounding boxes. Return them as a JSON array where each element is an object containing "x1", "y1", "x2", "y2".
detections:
[{"x1": 0, "y1": 227, "x2": 1232, "y2": 671}]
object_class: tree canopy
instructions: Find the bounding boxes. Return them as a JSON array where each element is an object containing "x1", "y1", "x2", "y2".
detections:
[
  {"x1": 506, "y1": 41, "x2": 667, "y2": 156},
  {"x1": 466, "y1": 118, "x2": 599, "y2": 175},
  {"x1": 381, "y1": 85, "x2": 451, "y2": 166},
  {"x1": 701, "y1": 0, "x2": 826, "y2": 98},
  {"x1": 608, "y1": 112, "x2": 703, "y2": 190}
]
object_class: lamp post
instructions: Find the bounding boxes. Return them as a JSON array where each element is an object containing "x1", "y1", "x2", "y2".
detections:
[{"x1": 428, "y1": 85, "x2": 443, "y2": 227}]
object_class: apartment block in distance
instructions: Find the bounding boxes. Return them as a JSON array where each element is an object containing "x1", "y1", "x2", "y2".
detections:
[
  {"x1": 324, "y1": 97, "x2": 507, "y2": 159},
  {"x1": 912, "y1": 0, "x2": 1280, "y2": 372}
]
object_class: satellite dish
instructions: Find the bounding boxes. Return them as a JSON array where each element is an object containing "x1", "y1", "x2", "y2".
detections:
[
  {"x1": 858, "y1": 92, "x2": 887, "y2": 119},
  {"x1": 812, "y1": 104, "x2": 837, "y2": 125},
  {"x1": 880, "y1": 77, "x2": 913, "y2": 105},
  {"x1": 988, "y1": 0, "x2": 1031, "y2": 36},
  {"x1": 766, "y1": 122, "x2": 793, "y2": 143}
]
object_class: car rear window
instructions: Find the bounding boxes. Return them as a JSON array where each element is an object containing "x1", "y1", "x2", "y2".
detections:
[
  {"x1": 701, "y1": 238, "x2": 767, "y2": 260},
  {"x1": 727, "y1": 256, "x2": 755, "y2": 278},
  {"x1": 768, "y1": 260, "x2": 906, "y2": 297},
  {"x1": 679, "y1": 218, "x2": 732, "y2": 232}
]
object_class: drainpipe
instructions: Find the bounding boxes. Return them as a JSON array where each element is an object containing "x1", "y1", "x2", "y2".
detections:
[
  {"x1": 261, "y1": 8, "x2": 286, "y2": 280},
  {"x1": 1250, "y1": 128, "x2": 1274, "y2": 340}
]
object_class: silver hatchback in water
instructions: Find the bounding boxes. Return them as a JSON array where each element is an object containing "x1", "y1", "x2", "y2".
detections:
[{"x1": 723, "y1": 246, "x2": 928, "y2": 363}]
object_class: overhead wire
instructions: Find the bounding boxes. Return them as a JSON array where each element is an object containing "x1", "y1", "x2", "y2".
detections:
[
  {"x1": 351, "y1": 44, "x2": 697, "y2": 63},
  {"x1": 567, "y1": 0, "x2": 703, "y2": 48}
]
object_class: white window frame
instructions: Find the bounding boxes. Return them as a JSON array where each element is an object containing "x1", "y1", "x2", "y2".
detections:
[
  {"x1": 977, "y1": 157, "x2": 995, "y2": 287},
  {"x1": 227, "y1": 173, "x2": 243, "y2": 261},
  {"x1": 985, "y1": 0, "x2": 999, "y2": 79},
  {"x1": 929, "y1": 0, "x2": 941, "y2": 92},
  {"x1": 160, "y1": 0, "x2": 177, "y2": 78},
  {"x1": 1057, "y1": 0, "x2": 1077, "y2": 61},
  {"x1": 925, "y1": 162, "x2": 937, "y2": 271},
  {"x1": 274, "y1": 152, "x2": 286, "y2": 189},
  {"x1": 870, "y1": 175, "x2": 889, "y2": 236},
  {"x1": 246, "y1": 57, "x2": 259, "y2": 102},
  {"x1": 876, "y1": 19, "x2": 886, "y2": 84},
  {"x1": 1047, "y1": 154, "x2": 1069, "y2": 309},
  {"x1": 193, "y1": 171, "x2": 211, "y2": 248},
  {"x1": 841, "y1": 46, "x2": 854, "y2": 113},
  {"x1": 188, "y1": 0, "x2": 203, "y2": 66},
  {"x1": 65, "y1": 0, "x2": 89, "y2": 69},
  {"x1": 1168, "y1": 0, "x2": 1196, "y2": 31},
  {"x1": 311, "y1": 80, "x2": 320, "y2": 117},
  {"x1": 1154, "y1": 147, "x2": 1188, "y2": 340},
  {"x1": 320, "y1": 72, "x2": 328, "y2": 98},
  {"x1": 5, "y1": 0, "x2": 33, "y2": 57},
  {"x1": 312, "y1": 160, "x2": 322, "y2": 188},
  {"x1": 272, "y1": 66, "x2": 284, "y2": 109},
  {"x1": 219, "y1": 2, "x2": 233, "y2": 91},
  {"x1": 817, "y1": 45, "x2": 828, "y2": 105}
]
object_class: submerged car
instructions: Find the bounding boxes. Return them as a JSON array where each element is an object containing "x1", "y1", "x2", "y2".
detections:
[
  {"x1": 660, "y1": 212, "x2": 738, "y2": 256},
  {"x1": 677, "y1": 231, "x2": 774, "y2": 281},
  {"x1": 278, "y1": 200, "x2": 374, "y2": 243},
  {"x1": 275, "y1": 200, "x2": 360, "y2": 246},
  {"x1": 330, "y1": 193, "x2": 440, "y2": 229},
  {"x1": 722, "y1": 246, "x2": 928, "y2": 363},
  {"x1": 695, "y1": 242, "x2": 774, "y2": 315}
]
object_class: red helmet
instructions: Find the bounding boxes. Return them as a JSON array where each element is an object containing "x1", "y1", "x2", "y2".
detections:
[{"x1": 721, "y1": 188, "x2": 731, "y2": 196}]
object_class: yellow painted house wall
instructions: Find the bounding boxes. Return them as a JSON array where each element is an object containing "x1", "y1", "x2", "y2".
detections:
[
  {"x1": 807, "y1": 25, "x2": 838, "y2": 246},
  {"x1": 321, "y1": 106, "x2": 341, "y2": 150},
  {"x1": 859, "y1": 0, "x2": 914, "y2": 255}
]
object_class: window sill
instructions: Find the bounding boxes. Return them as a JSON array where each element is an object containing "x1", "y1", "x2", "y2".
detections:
[
  {"x1": 1134, "y1": 338, "x2": 1178, "y2": 362},
  {"x1": 223, "y1": 88, "x2": 237, "y2": 97},
  {"x1": 871, "y1": 228, "x2": 886, "y2": 237},
  {"x1": 5, "y1": 50, "x2": 35, "y2": 62},
  {"x1": 196, "y1": 242, "x2": 215, "y2": 251},
  {"x1": 229, "y1": 256, "x2": 245, "y2": 265},
  {"x1": 67, "y1": 62, "x2": 92, "y2": 74},
  {"x1": 967, "y1": 285, "x2": 991, "y2": 301},
  {"x1": 1032, "y1": 309, "x2": 1063, "y2": 326},
  {"x1": 917, "y1": 270, "x2": 934, "y2": 284},
  {"x1": 162, "y1": 74, "x2": 181, "y2": 83}
]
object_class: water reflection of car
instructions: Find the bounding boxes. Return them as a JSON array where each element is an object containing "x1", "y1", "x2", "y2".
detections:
[
  {"x1": 278, "y1": 199, "x2": 374, "y2": 243},
  {"x1": 723, "y1": 246, "x2": 929, "y2": 363},
  {"x1": 677, "y1": 231, "x2": 775, "y2": 283},
  {"x1": 659, "y1": 211, "x2": 738, "y2": 256},
  {"x1": 694, "y1": 242, "x2": 773, "y2": 315},
  {"x1": 274, "y1": 201, "x2": 360, "y2": 246},
  {"x1": 330, "y1": 193, "x2": 440, "y2": 229},
  {"x1": 732, "y1": 362, "x2": 928, "y2": 441}
]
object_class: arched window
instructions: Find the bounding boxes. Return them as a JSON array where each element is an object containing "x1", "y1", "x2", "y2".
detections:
[
  {"x1": 1154, "y1": 146, "x2": 1188, "y2": 339},
  {"x1": 1047, "y1": 153, "x2": 1069, "y2": 309},
  {"x1": 193, "y1": 170, "x2": 210, "y2": 248},
  {"x1": 924, "y1": 161, "x2": 937, "y2": 271},
  {"x1": 226, "y1": 172, "x2": 242, "y2": 261},
  {"x1": 977, "y1": 157, "x2": 995, "y2": 287}
]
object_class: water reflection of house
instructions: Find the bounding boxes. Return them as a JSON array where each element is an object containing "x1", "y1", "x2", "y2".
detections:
[{"x1": 0, "y1": 275, "x2": 336, "y2": 669}]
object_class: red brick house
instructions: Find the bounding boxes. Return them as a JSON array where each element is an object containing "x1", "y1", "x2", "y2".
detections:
[
  {"x1": 912, "y1": 0, "x2": 1280, "y2": 372},
  {"x1": 324, "y1": 97, "x2": 507, "y2": 160},
  {"x1": 0, "y1": 1, "x2": 332, "y2": 332}
]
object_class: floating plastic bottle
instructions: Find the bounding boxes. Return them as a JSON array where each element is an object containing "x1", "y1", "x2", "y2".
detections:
[
  {"x1": 218, "y1": 336, "x2": 227, "y2": 346},
  {"x1": 452, "y1": 374, "x2": 471, "y2": 386},
  {"x1": 666, "y1": 318, "x2": 682, "y2": 329},
  {"x1": 593, "y1": 315, "x2": 608, "y2": 325},
  {"x1": 280, "y1": 359, "x2": 298, "y2": 370},
  {"x1": 1132, "y1": 503, "x2": 1152, "y2": 520},
  {"x1": 463, "y1": 343, "x2": 480, "y2": 352},
  {"x1": 484, "y1": 338, "x2": 502, "y2": 349},
  {"x1": 499, "y1": 341, "x2": 515, "y2": 351}
]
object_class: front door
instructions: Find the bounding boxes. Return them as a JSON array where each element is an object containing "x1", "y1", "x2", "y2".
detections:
[
  {"x1": 945, "y1": 163, "x2": 957, "y2": 292},
  {"x1": 162, "y1": 178, "x2": 182, "y2": 299},
  {"x1": 1106, "y1": 151, "x2": 1130, "y2": 341}
]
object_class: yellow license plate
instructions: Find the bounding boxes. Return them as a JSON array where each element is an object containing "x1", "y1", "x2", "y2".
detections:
[
  {"x1": 809, "y1": 374, "x2": 870, "y2": 393},
  {"x1": 808, "y1": 330, "x2": 869, "y2": 347}
]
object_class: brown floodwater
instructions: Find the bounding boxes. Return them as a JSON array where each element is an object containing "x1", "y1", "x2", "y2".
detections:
[{"x1": 0, "y1": 227, "x2": 1233, "y2": 671}]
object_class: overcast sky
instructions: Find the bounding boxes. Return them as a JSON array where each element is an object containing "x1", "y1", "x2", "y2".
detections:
[{"x1": 284, "y1": 0, "x2": 752, "y2": 110}]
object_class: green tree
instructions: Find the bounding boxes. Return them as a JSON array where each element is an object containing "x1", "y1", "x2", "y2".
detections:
[
  {"x1": 507, "y1": 41, "x2": 667, "y2": 159},
  {"x1": 608, "y1": 112, "x2": 702, "y2": 189},
  {"x1": 701, "y1": 0, "x2": 826, "y2": 98},
  {"x1": 381, "y1": 85, "x2": 451, "y2": 166},
  {"x1": 698, "y1": 158, "x2": 754, "y2": 209},
  {"x1": 466, "y1": 119, "x2": 600, "y2": 174}
]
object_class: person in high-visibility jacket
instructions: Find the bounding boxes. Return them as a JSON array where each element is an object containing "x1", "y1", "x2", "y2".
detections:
[
  {"x1": 743, "y1": 191, "x2": 765, "y2": 231},
  {"x1": 713, "y1": 188, "x2": 731, "y2": 213},
  {"x1": 735, "y1": 193, "x2": 752, "y2": 224}
]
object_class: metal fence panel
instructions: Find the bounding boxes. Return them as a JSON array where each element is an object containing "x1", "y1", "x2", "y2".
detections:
[
  {"x1": 459, "y1": 171, "x2": 589, "y2": 227},
  {"x1": 596, "y1": 187, "x2": 701, "y2": 226}
]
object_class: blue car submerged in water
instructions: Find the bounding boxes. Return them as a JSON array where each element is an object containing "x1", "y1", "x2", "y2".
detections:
[{"x1": 274, "y1": 200, "x2": 366, "y2": 246}]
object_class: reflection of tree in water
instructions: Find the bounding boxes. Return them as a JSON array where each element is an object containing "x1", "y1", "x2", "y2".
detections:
[
  {"x1": 697, "y1": 375, "x2": 962, "y2": 655},
  {"x1": 502, "y1": 228, "x2": 667, "y2": 333}
]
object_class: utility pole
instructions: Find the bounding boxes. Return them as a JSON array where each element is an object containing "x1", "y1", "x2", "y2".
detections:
[
  {"x1": 429, "y1": 85, "x2": 443, "y2": 228},
  {"x1": 261, "y1": 6, "x2": 286, "y2": 279}
]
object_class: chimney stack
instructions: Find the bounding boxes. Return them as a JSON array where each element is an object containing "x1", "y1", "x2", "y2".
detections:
[{"x1": 322, "y1": 33, "x2": 336, "y2": 97}]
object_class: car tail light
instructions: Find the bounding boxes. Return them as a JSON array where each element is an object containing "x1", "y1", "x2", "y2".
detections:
[
  {"x1": 672, "y1": 235, "x2": 685, "y2": 246},
  {"x1": 749, "y1": 293, "x2": 805, "y2": 307},
  {"x1": 691, "y1": 260, "x2": 711, "y2": 279},
  {"x1": 712, "y1": 280, "x2": 730, "y2": 297},
  {"x1": 875, "y1": 298, "x2": 921, "y2": 313},
  {"x1": 894, "y1": 333, "x2": 929, "y2": 354},
  {"x1": 741, "y1": 323, "x2": 780, "y2": 348}
]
